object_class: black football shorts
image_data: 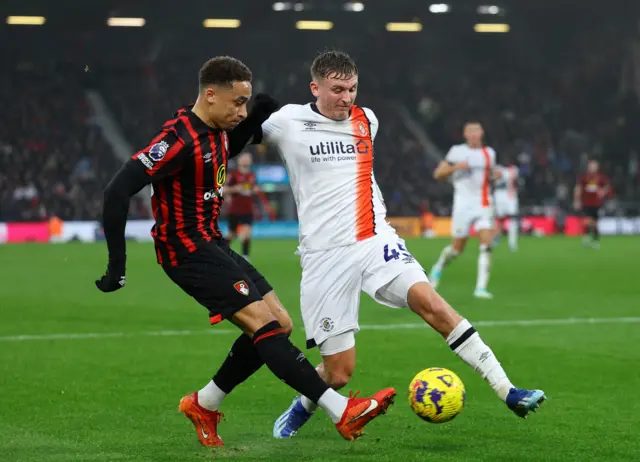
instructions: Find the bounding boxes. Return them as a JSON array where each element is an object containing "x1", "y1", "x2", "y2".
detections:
[
  {"x1": 228, "y1": 213, "x2": 254, "y2": 233},
  {"x1": 163, "y1": 240, "x2": 272, "y2": 324}
]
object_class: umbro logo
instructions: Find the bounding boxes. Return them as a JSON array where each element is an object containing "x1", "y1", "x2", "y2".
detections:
[
  {"x1": 118, "y1": 276, "x2": 126, "y2": 287},
  {"x1": 203, "y1": 152, "x2": 213, "y2": 163},
  {"x1": 304, "y1": 122, "x2": 317, "y2": 131}
]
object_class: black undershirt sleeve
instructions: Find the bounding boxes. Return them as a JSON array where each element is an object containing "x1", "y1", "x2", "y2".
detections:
[
  {"x1": 102, "y1": 160, "x2": 151, "y2": 263},
  {"x1": 228, "y1": 113, "x2": 268, "y2": 158}
]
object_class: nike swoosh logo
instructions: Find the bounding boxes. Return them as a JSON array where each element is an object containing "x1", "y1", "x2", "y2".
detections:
[
  {"x1": 349, "y1": 399, "x2": 378, "y2": 423},
  {"x1": 201, "y1": 427, "x2": 209, "y2": 438}
]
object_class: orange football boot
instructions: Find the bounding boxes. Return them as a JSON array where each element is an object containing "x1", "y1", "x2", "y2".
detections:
[
  {"x1": 178, "y1": 392, "x2": 224, "y2": 447},
  {"x1": 335, "y1": 387, "x2": 396, "y2": 440}
]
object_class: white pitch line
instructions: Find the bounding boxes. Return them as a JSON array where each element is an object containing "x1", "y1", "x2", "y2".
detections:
[{"x1": 1, "y1": 316, "x2": 639, "y2": 342}]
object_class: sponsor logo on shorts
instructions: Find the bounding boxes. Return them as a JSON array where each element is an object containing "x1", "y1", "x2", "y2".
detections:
[
  {"x1": 233, "y1": 280, "x2": 250, "y2": 296},
  {"x1": 320, "y1": 317, "x2": 334, "y2": 332}
]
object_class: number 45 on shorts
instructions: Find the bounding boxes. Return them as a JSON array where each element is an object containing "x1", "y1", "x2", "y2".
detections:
[{"x1": 383, "y1": 242, "x2": 416, "y2": 263}]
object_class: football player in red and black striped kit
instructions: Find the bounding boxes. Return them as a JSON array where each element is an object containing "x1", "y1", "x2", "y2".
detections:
[
  {"x1": 94, "y1": 56, "x2": 394, "y2": 446},
  {"x1": 226, "y1": 152, "x2": 259, "y2": 260},
  {"x1": 573, "y1": 159, "x2": 610, "y2": 249}
]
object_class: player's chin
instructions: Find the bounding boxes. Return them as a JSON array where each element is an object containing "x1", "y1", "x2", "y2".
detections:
[{"x1": 335, "y1": 109, "x2": 351, "y2": 120}]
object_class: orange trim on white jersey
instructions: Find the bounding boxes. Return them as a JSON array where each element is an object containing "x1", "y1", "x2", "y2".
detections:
[
  {"x1": 351, "y1": 106, "x2": 376, "y2": 241},
  {"x1": 480, "y1": 147, "x2": 491, "y2": 207}
]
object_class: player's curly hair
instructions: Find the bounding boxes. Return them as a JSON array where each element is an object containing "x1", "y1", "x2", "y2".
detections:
[
  {"x1": 199, "y1": 56, "x2": 252, "y2": 89},
  {"x1": 310, "y1": 50, "x2": 358, "y2": 81}
]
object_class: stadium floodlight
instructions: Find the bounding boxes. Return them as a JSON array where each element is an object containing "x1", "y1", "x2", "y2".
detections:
[
  {"x1": 203, "y1": 19, "x2": 241, "y2": 28},
  {"x1": 296, "y1": 20, "x2": 333, "y2": 30},
  {"x1": 272, "y1": 2, "x2": 292, "y2": 11},
  {"x1": 344, "y1": 2, "x2": 365, "y2": 12},
  {"x1": 386, "y1": 22, "x2": 423, "y2": 32},
  {"x1": 429, "y1": 4, "x2": 450, "y2": 14},
  {"x1": 6, "y1": 16, "x2": 46, "y2": 25},
  {"x1": 474, "y1": 23, "x2": 509, "y2": 33},
  {"x1": 293, "y1": 3, "x2": 305, "y2": 11},
  {"x1": 107, "y1": 17, "x2": 145, "y2": 27},
  {"x1": 477, "y1": 5, "x2": 502, "y2": 15}
]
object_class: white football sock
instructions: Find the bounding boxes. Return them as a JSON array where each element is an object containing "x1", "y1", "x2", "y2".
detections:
[
  {"x1": 317, "y1": 389, "x2": 349, "y2": 423},
  {"x1": 197, "y1": 380, "x2": 227, "y2": 411},
  {"x1": 476, "y1": 244, "x2": 491, "y2": 290},
  {"x1": 508, "y1": 218, "x2": 518, "y2": 251},
  {"x1": 434, "y1": 245, "x2": 459, "y2": 272},
  {"x1": 300, "y1": 395, "x2": 319, "y2": 413},
  {"x1": 447, "y1": 319, "x2": 514, "y2": 401}
]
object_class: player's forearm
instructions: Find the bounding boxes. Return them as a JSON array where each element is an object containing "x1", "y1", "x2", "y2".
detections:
[
  {"x1": 102, "y1": 162, "x2": 149, "y2": 262},
  {"x1": 228, "y1": 114, "x2": 265, "y2": 157},
  {"x1": 573, "y1": 186, "x2": 582, "y2": 202},
  {"x1": 228, "y1": 94, "x2": 279, "y2": 157},
  {"x1": 434, "y1": 163, "x2": 455, "y2": 181}
]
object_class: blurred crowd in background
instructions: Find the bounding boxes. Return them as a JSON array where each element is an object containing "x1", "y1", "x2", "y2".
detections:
[{"x1": 2, "y1": 12, "x2": 640, "y2": 222}]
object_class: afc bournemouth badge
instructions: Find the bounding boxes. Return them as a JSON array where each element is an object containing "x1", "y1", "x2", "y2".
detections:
[{"x1": 233, "y1": 280, "x2": 250, "y2": 296}]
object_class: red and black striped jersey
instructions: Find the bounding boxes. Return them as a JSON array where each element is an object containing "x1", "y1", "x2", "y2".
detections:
[{"x1": 132, "y1": 106, "x2": 229, "y2": 266}]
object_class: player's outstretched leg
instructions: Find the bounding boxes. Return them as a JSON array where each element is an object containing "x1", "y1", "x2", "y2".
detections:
[
  {"x1": 429, "y1": 238, "x2": 465, "y2": 288},
  {"x1": 179, "y1": 292, "x2": 294, "y2": 447},
  {"x1": 407, "y1": 282, "x2": 545, "y2": 418},
  {"x1": 234, "y1": 301, "x2": 395, "y2": 441}
]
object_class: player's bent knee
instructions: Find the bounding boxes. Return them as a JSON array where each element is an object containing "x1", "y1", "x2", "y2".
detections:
[
  {"x1": 325, "y1": 367, "x2": 353, "y2": 389},
  {"x1": 263, "y1": 291, "x2": 294, "y2": 336}
]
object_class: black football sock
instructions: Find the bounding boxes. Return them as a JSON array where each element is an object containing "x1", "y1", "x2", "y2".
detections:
[
  {"x1": 253, "y1": 321, "x2": 329, "y2": 403},
  {"x1": 242, "y1": 238, "x2": 250, "y2": 257},
  {"x1": 212, "y1": 334, "x2": 265, "y2": 394},
  {"x1": 584, "y1": 223, "x2": 593, "y2": 240},
  {"x1": 592, "y1": 222, "x2": 600, "y2": 241}
]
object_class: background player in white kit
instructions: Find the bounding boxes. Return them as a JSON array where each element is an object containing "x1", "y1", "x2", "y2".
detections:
[
  {"x1": 429, "y1": 122, "x2": 496, "y2": 299},
  {"x1": 259, "y1": 51, "x2": 544, "y2": 439},
  {"x1": 493, "y1": 163, "x2": 520, "y2": 252}
]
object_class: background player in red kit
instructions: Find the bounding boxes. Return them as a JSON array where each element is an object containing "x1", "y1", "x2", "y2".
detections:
[
  {"x1": 574, "y1": 159, "x2": 611, "y2": 248},
  {"x1": 226, "y1": 152, "x2": 261, "y2": 260}
]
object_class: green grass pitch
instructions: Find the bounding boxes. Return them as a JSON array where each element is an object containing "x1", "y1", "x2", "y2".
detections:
[{"x1": 1, "y1": 237, "x2": 639, "y2": 461}]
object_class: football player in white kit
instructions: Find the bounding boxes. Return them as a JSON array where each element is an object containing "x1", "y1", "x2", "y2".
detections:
[
  {"x1": 493, "y1": 163, "x2": 520, "y2": 251},
  {"x1": 428, "y1": 122, "x2": 496, "y2": 299},
  {"x1": 259, "y1": 51, "x2": 544, "y2": 439}
]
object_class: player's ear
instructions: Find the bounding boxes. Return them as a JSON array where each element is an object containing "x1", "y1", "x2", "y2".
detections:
[
  {"x1": 204, "y1": 86, "x2": 216, "y2": 104},
  {"x1": 310, "y1": 81, "x2": 319, "y2": 98}
]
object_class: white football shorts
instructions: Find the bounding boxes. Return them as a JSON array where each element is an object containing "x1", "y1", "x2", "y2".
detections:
[
  {"x1": 494, "y1": 192, "x2": 519, "y2": 218},
  {"x1": 451, "y1": 202, "x2": 494, "y2": 238},
  {"x1": 299, "y1": 232, "x2": 428, "y2": 354}
]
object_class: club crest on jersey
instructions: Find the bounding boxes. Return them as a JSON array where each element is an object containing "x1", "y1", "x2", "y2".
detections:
[
  {"x1": 217, "y1": 164, "x2": 226, "y2": 186},
  {"x1": 356, "y1": 121, "x2": 368, "y2": 137},
  {"x1": 233, "y1": 280, "x2": 249, "y2": 296},
  {"x1": 148, "y1": 141, "x2": 169, "y2": 161}
]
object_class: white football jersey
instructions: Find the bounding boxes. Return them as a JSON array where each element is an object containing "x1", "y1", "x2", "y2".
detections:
[
  {"x1": 494, "y1": 164, "x2": 519, "y2": 201},
  {"x1": 445, "y1": 143, "x2": 496, "y2": 207},
  {"x1": 261, "y1": 103, "x2": 393, "y2": 252}
]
